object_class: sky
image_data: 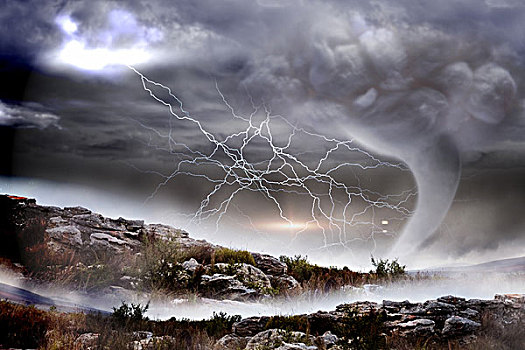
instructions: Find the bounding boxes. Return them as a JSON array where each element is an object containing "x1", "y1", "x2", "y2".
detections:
[{"x1": 1, "y1": 0, "x2": 525, "y2": 269}]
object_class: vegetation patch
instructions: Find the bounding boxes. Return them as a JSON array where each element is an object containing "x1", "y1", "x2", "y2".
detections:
[
  {"x1": 279, "y1": 254, "x2": 365, "y2": 291},
  {"x1": 369, "y1": 256, "x2": 406, "y2": 279},
  {"x1": 333, "y1": 308, "x2": 388, "y2": 349},
  {"x1": 214, "y1": 247, "x2": 256, "y2": 266}
]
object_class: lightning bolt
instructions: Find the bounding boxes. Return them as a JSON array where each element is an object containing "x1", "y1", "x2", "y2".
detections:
[{"x1": 126, "y1": 65, "x2": 416, "y2": 253}]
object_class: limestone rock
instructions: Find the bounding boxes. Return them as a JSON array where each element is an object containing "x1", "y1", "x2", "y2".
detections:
[
  {"x1": 214, "y1": 334, "x2": 250, "y2": 350},
  {"x1": 131, "y1": 336, "x2": 176, "y2": 349},
  {"x1": 90, "y1": 232, "x2": 129, "y2": 252},
  {"x1": 252, "y1": 253, "x2": 287, "y2": 275},
  {"x1": 182, "y1": 258, "x2": 201, "y2": 273},
  {"x1": 46, "y1": 225, "x2": 82, "y2": 247},
  {"x1": 319, "y1": 330, "x2": 338, "y2": 348},
  {"x1": 270, "y1": 275, "x2": 301, "y2": 292},
  {"x1": 233, "y1": 316, "x2": 271, "y2": 337},
  {"x1": 442, "y1": 316, "x2": 481, "y2": 337},
  {"x1": 245, "y1": 329, "x2": 315, "y2": 350},
  {"x1": 74, "y1": 333, "x2": 99, "y2": 349},
  {"x1": 200, "y1": 274, "x2": 257, "y2": 300}
]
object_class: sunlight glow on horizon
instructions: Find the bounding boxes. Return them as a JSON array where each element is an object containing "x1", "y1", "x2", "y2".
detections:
[{"x1": 256, "y1": 221, "x2": 313, "y2": 232}]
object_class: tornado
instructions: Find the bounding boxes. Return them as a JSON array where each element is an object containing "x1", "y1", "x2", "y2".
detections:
[{"x1": 390, "y1": 135, "x2": 461, "y2": 257}]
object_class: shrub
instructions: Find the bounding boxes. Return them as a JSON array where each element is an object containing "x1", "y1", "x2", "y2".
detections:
[
  {"x1": 265, "y1": 315, "x2": 309, "y2": 333},
  {"x1": 370, "y1": 256, "x2": 406, "y2": 278},
  {"x1": 214, "y1": 248, "x2": 256, "y2": 266},
  {"x1": 204, "y1": 312, "x2": 242, "y2": 338},
  {"x1": 112, "y1": 301, "x2": 150, "y2": 324},
  {"x1": 279, "y1": 255, "x2": 318, "y2": 283},
  {"x1": 333, "y1": 308, "x2": 387, "y2": 349},
  {"x1": 0, "y1": 301, "x2": 50, "y2": 348},
  {"x1": 279, "y1": 255, "x2": 365, "y2": 291},
  {"x1": 138, "y1": 234, "x2": 188, "y2": 291}
]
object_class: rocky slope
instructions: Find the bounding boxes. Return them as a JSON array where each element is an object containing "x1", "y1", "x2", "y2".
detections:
[
  {"x1": 0, "y1": 194, "x2": 305, "y2": 300},
  {"x1": 3, "y1": 293, "x2": 523, "y2": 349},
  {"x1": 214, "y1": 293, "x2": 525, "y2": 349}
]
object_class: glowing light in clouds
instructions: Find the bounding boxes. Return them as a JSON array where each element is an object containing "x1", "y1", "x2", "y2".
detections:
[
  {"x1": 53, "y1": 13, "x2": 154, "y2": 71},
  {"x1": 58, "y1": 40, "x2": 150, "y2": 71},
  {"x1": 55, "y1": 15, "x2": 78, "y2": 35}
]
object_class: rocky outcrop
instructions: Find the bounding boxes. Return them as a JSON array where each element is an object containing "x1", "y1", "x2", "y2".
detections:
[
  {"x1": 0, "y1": 195, "x2": 306, "y2": 299},
  {"x1": 218, "y1": 293, "x2": 525, "y2": 349}
]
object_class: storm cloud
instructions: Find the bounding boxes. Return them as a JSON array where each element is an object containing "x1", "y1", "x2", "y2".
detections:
[{"x1": 1, "y1": 0, "x2": 525, "y2": 266}]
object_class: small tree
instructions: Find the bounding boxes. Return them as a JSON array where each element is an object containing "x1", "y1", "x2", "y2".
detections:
[
  {"x1": 112, "y1": 301, "x2": 149, "y2": 326},
  {"x1": 370, "y1": 256, "x2": 405, "y2": 278}
]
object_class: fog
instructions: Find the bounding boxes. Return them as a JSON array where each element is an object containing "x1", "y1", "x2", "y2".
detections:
[{"x1": 2, "y1": 267, "x2": 522, "y2": 321}]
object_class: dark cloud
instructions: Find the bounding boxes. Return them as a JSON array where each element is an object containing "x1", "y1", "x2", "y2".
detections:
[
  {"x1": 1, "y1": 0, "x2": 525, "y2": 265},
  {"x1": 0, "y1": 0, "x2": 64, "y2": 59}
]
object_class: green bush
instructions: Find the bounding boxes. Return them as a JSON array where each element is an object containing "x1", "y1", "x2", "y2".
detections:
[
  {"x1": 279, "y1": 255, "x2": 319, "y2": 283},
  {"x1": 370, "y1": 256, "x2": 406, "y2": 278},
  {"x1": 214, "y1": 248, "x2": 256, "y2": 266},
  {"x1": 112, "y1": 301, "x2": 149, "y2": 324}
]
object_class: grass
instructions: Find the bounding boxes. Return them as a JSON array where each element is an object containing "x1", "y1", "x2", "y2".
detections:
[{"x1": 0, "y1": 301, "x2": 50, "y2": 348}]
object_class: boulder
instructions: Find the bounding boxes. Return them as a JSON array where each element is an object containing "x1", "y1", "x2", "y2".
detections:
[
  {"x1": 271, "y1": 275, "x2": 301, "y2": 292},
  {"x1": 245, "y1": 329, "x2": 315, "y2": 350},
  {"x1": 437, "y1": 295, "x2": 466, "y2": 305},
  {"x1": 398, "y1": 318, "x2": 435, "y2": 328},
  {"x1": 234, "y1": 263, "x2": 272, "y2": 289},
  {"x1": 208, "y1": 263, "x2": 272, "y2": 290},
  {"x1": 460, "y1": 308, "x2": 479, "y2": 318},
  {"x1": 233, "y1": 316, "x2": 271, "y2": 337},
  {"x1": 131, "y1": 336, "x2": 176, "y2": 349},
  {"x1": 383, "y1": 299, "x2": 417, "y2": 313},
  {"x1": 89, "y1": 232, "x2": 129, "y2": 252},
  {"x1": 442, "y1": 316, "x2": 481, "y2": 337},
  {"x1": 182, "y1": 258, "x2": 201, "y2": 273},
  {"x1": 46, "y1": 225, "x2": 83, "y2": 247},
  {"x1": 214, "y1": 334, "x2": 250, "y2": 350},
  {"x1": 308, "y1": 310, "x2": 343, "y2": 331},
  {"x1": 200, "y1": 274, "x2": 257, "y2": 300},
  {"x1": 252, "y1": 253, "x2": 287, "y2": 275},
  {"x1": 319, "y1": 331, "x2": 338, "y2": 348},
  {"x1": 397, "y1": 318, "x2": 436, "y2": 336},
  {"x1": 133, "y1": 331, "x2": 153, "y2": 340}
]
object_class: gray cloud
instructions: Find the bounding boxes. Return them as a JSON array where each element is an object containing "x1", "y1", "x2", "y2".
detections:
[{"x1": 0, "y1": 101, "x2": 60, "y2": 129}]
